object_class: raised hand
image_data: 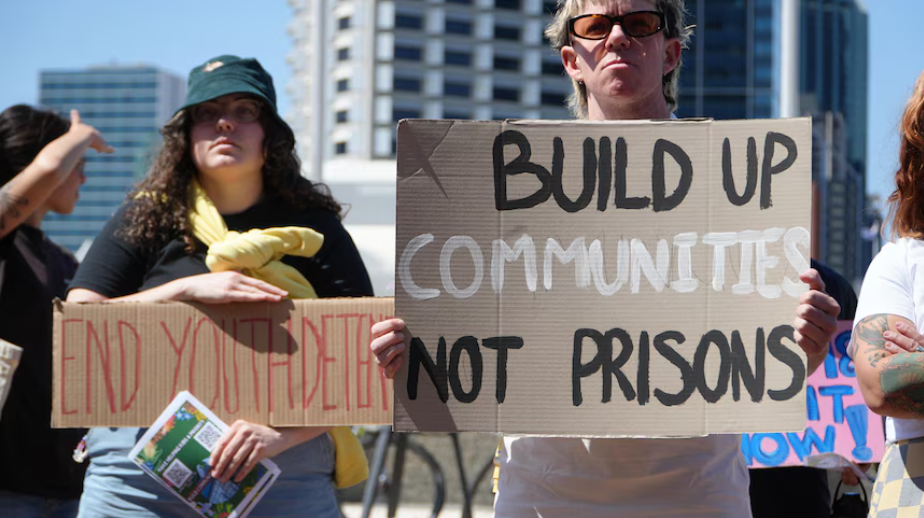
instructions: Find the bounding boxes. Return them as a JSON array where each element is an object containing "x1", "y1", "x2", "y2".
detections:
[{"x1": 69, "y1": 110, "x2": 114, "y2": 154}]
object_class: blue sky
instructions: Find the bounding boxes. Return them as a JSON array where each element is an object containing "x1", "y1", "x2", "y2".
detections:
[
  {"x1": 0, "y1": 0, "x2": 919, "y2": 208},
  {"x1": 864, "y1": 0, "x2": 924, "y2": 209},
  {"x1": 0, "y1": 0, "x2": 293, "y2": 111}
]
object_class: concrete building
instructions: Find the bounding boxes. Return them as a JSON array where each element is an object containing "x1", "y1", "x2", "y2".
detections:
[{"x1": 286, "y1": 0, "x2": 572, "y2": 294}]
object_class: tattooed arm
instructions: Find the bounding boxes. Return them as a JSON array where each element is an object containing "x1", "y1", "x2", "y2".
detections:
[
  {"x1": 850, "y1": 313, "x2": 924, "y2": 418},
  {"x1": 0, "y1": 110, "x2": 112, "y2": 239}
]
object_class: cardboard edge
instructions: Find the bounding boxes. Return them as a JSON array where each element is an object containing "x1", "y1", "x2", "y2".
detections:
[{"x1": 51, "y1": 299, "x2": 63, "y2": 428}]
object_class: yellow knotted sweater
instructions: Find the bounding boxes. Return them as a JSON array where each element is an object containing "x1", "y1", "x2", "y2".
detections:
[{"x1": 187, "y1": 179, "x2": 368, "y2": 488}]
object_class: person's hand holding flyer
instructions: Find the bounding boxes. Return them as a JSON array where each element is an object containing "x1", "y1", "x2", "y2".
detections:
[{"x1": 128, "y1": 391, "x2": 281, "y2": 518}]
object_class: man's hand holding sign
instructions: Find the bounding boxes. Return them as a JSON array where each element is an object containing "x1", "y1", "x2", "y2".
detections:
[{"x1": 795, "y1": 269, "x2": 842, "y2": 375}]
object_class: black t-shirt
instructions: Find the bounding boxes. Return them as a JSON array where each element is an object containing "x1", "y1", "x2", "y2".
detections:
[
  {"x1": 0, "y1": 225, "x2": 86, "y2": 499},
  {"x1": 748, "y1": 259, "x2": 858, "y2": 518},
  {"x1": 70, "y1": 196, "x2": 374, "y2": 300},
  {"x1": 811, "y1": 259, "x2": 858, "y2": 321}
]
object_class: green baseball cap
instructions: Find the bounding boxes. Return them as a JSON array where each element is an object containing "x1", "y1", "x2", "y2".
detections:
[{"x1": 180, "y1": 55, "x2": 293, "y2": 140}]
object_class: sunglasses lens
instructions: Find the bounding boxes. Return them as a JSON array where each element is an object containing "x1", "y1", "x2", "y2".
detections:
[
  {"x1": 573, "y1": 15, "x2": 613, "y2": 39},
  {"x1": 622, "y1": 12, "x2": 662, "y2": 37},
  {"x1": 571, "y1": 12, "x2": 663, "y2": 39}
]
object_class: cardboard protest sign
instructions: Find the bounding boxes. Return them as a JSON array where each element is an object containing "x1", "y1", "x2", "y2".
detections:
[
  {"x1": 52, "y1": 298, "x2": 393, "y2": 428},
  {"x1": 745, "y1": 321, "x2": 885, "y2": 467},
  {"x1": 394, "y1": 118, "x2": 812, "y2": 437}
]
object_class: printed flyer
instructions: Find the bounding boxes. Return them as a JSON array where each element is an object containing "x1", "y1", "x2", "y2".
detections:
[{"x1": 128, "y1": 391, "x2": 281, "y2": 518}]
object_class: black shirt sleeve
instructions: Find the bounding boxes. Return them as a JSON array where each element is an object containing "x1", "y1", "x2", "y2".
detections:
[
  {"x1": 0, "y1": 229, "x2": 15, "y2": 261},
  {"x1": 810, "y1": 259, "x2": 858, "y2": 320},
  {"x1": 297, "y1": 212, "x2": 374, "y2": 298},
  {"x1": 68, "y1": 206, "x2": 150, "y2": 298}
]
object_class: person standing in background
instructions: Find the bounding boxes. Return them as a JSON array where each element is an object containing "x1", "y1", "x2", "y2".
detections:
[{"x1": 0, "y1": 104, "x2": 112, "y2": 517}]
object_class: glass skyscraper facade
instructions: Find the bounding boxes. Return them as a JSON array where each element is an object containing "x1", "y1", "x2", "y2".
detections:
[
  {"x1": 676, "y1": 0, "x2": 778, "y2": 120},
  {"x1": 676, "y1": 0, "x2": 869, "y2": 285},
  {"x1": 802, "y1": 0, "x2": 868, "y2": 176},
  {"x1": 802, "y1": 0, "x2": 869, "y2": 284},
  {"x1": 38, "y1": 65, "x2": 184, "y2": 252}
]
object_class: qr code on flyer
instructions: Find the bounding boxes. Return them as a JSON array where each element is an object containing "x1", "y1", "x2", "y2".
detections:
[
  {"x1": 194, "y1": 422, "x2": 222, "y2": 452},
  {"x1": 163, "y1": 459, "x2": 193, "y2": 488}
]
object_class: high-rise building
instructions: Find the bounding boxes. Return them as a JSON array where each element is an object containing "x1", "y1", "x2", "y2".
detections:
[
  {"x1": 286, "y1": 0, "x2": 573, "y2": 294},
  {"x1": 676, "y1": 0, "x2": 869, "y2": 285},
  {"x1": 811, "y1": 112, "x2": 865, "y2": 281},
  {"x1": 802, "y1": 0, "x2": 868, "y2": 177},
  {"x1": 676, "y1": 0, "x2": 779, "y2": 119},
  {"x1": 286, "y1": 0, "x2": 571, "y2": 179},
  {"x1": 801, "y1": 0, "x2": 869, "y2": 285},
  {"x1": 39, "y1": 65, "x2": 185, "y2": 252}
]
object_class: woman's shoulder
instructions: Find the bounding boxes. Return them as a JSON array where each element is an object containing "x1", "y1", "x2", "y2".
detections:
[
  {"x1": 875, "y1": 237, "x2": 924, "y2": 268},
  {"x1": 893, "y1": 236, "x2": 924, "y2": 249},
  {"x1": 861, "y1": 237, "x2": 924, "y2": 292}
]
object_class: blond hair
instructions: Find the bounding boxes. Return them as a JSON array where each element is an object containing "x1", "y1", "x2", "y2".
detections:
[{"x1": 545, "y1": 0, "x2": 692, "y2": 118}]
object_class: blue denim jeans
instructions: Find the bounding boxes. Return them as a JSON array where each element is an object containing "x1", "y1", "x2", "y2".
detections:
[
  {"x1": 0, "y1": 490, "x2": 80, "y2": 518},
  {"x1": 77, "y1": 428, "x2": 340, "y2": 518}
]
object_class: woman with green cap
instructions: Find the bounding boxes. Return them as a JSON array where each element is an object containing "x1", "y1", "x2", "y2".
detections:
[{"x1": 67, "y1": 55, "x2": 372, "y2": 517}]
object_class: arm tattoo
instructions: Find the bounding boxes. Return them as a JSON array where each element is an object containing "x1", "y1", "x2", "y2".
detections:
[
  {"x1": 881, "y1": 355, "x2": 924, "y2": 416},
  {"x1": 0, "y1": 186, "x2": 29, "y2": 231},
  {"x1": 851, "y1": 314, "x2": 889, "y2": 368},
  {"x1": 853, "y1": 314, "x2": 924, "y2": 417}
]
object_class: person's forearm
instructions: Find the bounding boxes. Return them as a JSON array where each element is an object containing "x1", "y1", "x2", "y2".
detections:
[
  {"x1": 68, "y1": 279, "x2": 188, "y2": 304},
  {"x1": 875, "y1": 353, "x2": 924, "y2": 418},
  {"x1": 849, "y1": 313, "x2": 924, "y2": 418},
  {"x1": 109, "y1": 280, "x2": 187, "y2": 302},
  {"x1": 30, "y1": 129, "x2": 94, "y2": 182}
]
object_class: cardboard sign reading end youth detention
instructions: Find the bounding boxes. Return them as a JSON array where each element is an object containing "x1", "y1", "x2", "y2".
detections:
[
  {"x1": 52, "y1": 298, "x2": 394, "y2": 428},
  {"x1": 395, "y1": 118, "x2": 812, "y2": 437}
]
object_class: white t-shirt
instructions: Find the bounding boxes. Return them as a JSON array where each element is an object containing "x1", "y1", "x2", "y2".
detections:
[
  {"x1": 495, "y1": 434, "x2": 751, "y2": 518},
  {"x1": 853, "y1": 238, "x2": 924, "y2": 443}
]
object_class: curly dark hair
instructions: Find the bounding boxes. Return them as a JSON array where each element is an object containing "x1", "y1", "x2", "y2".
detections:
[{"x1": 119, "y1": 105, "x2": 342, "y2": 251}]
